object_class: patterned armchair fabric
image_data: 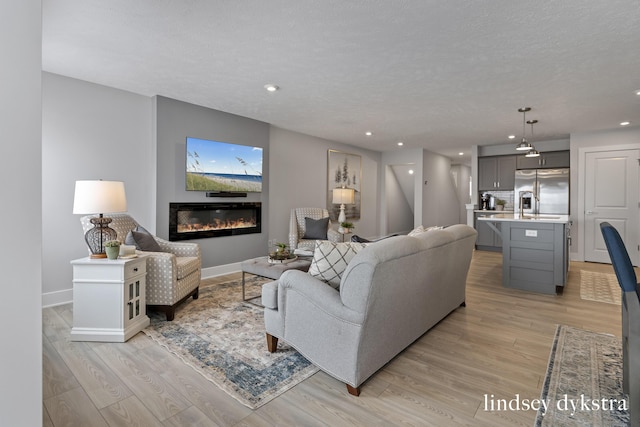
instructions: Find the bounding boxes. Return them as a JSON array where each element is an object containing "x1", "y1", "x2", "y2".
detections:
[
  {"x1": 80, "y1": 214, "x2": 201, "y2": 320},
  {"x1": 288, "y1": 207, "x2": 340, "y2": 250}
]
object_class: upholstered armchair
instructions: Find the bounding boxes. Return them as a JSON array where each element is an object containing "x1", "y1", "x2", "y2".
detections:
[
  {"x1": 80, "y1": 214, "x2": 201, "y2": 321},
  {"x1": 288, "y1": 207, "x2": 341, "y2": 251}
]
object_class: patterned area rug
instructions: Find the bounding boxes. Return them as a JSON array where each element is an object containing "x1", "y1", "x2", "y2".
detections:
[
  {"x1": 580, "y1": 270, "x2": 621, "y2": 305},
  {"x1": 535, "y1": 325, "x2": 628, "y2": 426},
  {"x1": 142, "y1": 278, "x2": 319, "y2": 409}
]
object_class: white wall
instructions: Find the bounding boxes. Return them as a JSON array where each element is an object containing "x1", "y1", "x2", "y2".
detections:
[
  {"x1": 268, "y1": 127, "x2": 381, "y2": 242},
  {"x1": 42, "y1": 73, "x2": 155, "y2": 305},
  {"x1": 0, "y1": 1, "x2": 42, "y2": 424},
  {"x1": 570, "y1": 126, "x2": 640, "y2": 260},
  {"x1": 421, "y1": 150, "x2": 462, "y2": 227},
  {"x1": 451, "y1": 165, "x2": 471, "y2": 223},
  {"x1": 385, "y1": 165, "x2": 414, "y2": 234}
]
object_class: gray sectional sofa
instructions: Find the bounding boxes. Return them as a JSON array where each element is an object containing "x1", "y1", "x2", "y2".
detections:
[{"x1": 262, "y1": 224, "x2": 478, "y2": 396}]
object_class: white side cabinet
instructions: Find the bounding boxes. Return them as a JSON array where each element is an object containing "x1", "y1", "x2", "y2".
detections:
[{"x1": 70, "y1": 255, "x2": 150, "y2": 342}]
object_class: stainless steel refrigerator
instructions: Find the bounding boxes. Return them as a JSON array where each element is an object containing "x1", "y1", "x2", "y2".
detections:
[{"x1": 513, "y1": 168, "x2": 569, "y2": 215}]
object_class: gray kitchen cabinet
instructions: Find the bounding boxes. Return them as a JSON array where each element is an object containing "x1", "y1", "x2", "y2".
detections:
[
  {"x1": 516, "y1": 150, "x2": 569, "y2": 169},
  {"x1": 501, "y1": 221, "x2": 568, "y2": 295},
  {"x1": 475, "y1": 212, "x2": 502, "y2": 251},
  {"x1": 478, "y1": 155, "x2": 516, "y2": 190}
]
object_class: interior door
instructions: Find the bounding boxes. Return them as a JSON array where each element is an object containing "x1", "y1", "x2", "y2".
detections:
[{"x1": 584, "y1": 149, "x2": 639, "y2": 265}]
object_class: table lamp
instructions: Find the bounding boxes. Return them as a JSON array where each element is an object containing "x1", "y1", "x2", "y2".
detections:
[
  {"x1": 73, "y1": 180, "x2": 128, "y2": 258},
  {"x1": 332, "y1": 187, "x2": 355, "y2": 226}
]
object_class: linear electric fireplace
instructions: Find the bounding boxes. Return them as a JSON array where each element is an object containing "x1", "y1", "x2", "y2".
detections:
[{"x1": 169, "y1": 202, "x2": 261, "y2": 241}]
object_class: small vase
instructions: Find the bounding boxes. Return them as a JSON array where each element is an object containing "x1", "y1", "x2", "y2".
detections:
[
  {"x1": 496, "y1": 205, "x2": 504, "y2": 211},
  {"x1": 105, "y1": 246, "x2": 120, "y2": 260}
]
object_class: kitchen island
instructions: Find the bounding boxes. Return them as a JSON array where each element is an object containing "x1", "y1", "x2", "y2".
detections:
[{"x1": 476, "y1": 213, "x2": 570, "y2": 295}]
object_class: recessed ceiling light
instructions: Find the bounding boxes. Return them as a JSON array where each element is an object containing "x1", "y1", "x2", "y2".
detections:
[
  {"x1": 635, "y1": 90, "x2": 640, "y2": 96},
  {"x1": 458, "y1": 152, "x2": 464, "y2": 156},
  {"x1": 365, "y1": 131, "x2": 373, "y2": 136},
  {"x1": 397, "y1": 141, "x2": 404, "y2": 146},
  {"x1": 408, "y1": 169, "x2": 414, "y2": 175},
  {"x1": 620, "y1": 121, "x2": 631, "y2": 126},
  {"x1": 508, "y1": 135, "x2": 516, "y2": 139},
  {"x1": 264, "y1": 84, "x2": 279, "y2": 92}
]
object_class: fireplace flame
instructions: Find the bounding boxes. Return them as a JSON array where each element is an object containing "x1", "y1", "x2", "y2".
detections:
[{"x1": 177, "y1": 217, "x2": 257, "y2": 233}]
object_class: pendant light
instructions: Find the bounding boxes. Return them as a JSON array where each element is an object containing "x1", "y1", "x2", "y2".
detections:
[
  {"x1": 515, "y1": 107, "x2": 533, "y2": 151},
  {"x1": 525, "y1": 119, "x2": 540, "y2": 157}
]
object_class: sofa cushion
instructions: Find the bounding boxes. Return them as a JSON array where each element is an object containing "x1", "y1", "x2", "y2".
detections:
[
  {"x1": 308, "y1": 241, "x2": 367, "y2": 288},
  {"x1": 176, "y1": 256, "x2": 200, "y2": 280},
  {"x1": 303, "y1": 216, "x2": 329, "y2": 239}
]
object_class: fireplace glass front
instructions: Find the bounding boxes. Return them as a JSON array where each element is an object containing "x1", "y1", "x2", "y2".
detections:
[{"x1": 169, "y1": 202, "x2": 261, "y2": 241}]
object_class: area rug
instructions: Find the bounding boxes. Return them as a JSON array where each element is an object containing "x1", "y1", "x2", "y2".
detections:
[
  {"x1": 535, "y1": 325, "x2": 628, "y2": 426},
  {"x1": 142, "y1": 278, "x2": 319, "y2": 409},
  {"x1": 580, "y1": 270, "x2": 621, "y2": 305}
]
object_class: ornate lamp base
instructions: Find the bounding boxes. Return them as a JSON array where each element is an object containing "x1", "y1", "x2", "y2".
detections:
[{"x1": 85, "y1": 215, "x2": 117, "y2": 258}]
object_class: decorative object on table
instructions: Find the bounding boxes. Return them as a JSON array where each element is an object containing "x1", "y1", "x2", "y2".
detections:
[
  {"x1": 332, "y1": 187, "x2": 355, "y2": 228},
  {"x1": 495, "y1": 198, "x2": 506, "y2": 211},
  {"x1": 104, "y1": 240, "x2": 121, "y2": 260},
  {"x1": 118, "y1": 244, "x2": 137, "y2": 257},
  {"x1": 73, "y1": 180, "x2": 128, "y2": 258},
  {"x1": 327, "y1": 150, "x2": 361, "y2": 221},
  {"x1": 268, "y1": 242, "x2": 296, "y2": 263},
  {"x1": 535, "y1": 325, "x2": 628, "y2": 426},
  {"x1": 143, "y1": 277, "x2": 318, "y2": 409},
  {"x1": 339, "y1": 221, "x2": 354, "y2": 234}
]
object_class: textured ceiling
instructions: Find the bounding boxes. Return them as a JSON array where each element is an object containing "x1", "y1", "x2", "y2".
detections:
[{"x1": 42, "y1": 1, "x2": 640, "y2": 165}]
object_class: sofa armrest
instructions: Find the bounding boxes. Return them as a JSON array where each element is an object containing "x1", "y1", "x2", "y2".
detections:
[
  {"x1": 155, "y1": 237, "x2": 201, "y2": 258},
  {"x1": 276, "y1": 270, "x2": 364, "y2": 325}
]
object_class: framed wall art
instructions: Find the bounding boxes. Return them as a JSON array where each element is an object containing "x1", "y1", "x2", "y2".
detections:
[{"x1": 327, "y1": 149, "x2": 361, "y2": 221}]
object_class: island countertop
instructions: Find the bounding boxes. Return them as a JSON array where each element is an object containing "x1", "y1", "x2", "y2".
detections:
[{"x1": 476, "y1": 213, "x2": 570, "y2": 224}]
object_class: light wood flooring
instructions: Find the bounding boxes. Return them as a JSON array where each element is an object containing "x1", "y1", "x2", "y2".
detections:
[{"x1": 43, "y1": 251, "x2": 623, "y2": 426}]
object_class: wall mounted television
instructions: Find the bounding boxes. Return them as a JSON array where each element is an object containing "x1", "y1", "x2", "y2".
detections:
[{"x1": 185, "y1": 137, "x2": 263, "y2": 193}]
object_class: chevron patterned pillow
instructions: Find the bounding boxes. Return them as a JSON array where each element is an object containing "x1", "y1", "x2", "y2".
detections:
[{"x1": 308, "y1": 240, "x2": 368, "y2": 288}]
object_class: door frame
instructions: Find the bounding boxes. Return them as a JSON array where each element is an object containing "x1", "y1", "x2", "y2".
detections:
[{"x1": 577, "y1": 143, "x2": 640, "y2": 265}]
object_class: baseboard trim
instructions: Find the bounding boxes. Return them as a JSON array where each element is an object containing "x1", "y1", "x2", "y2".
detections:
[
  {"x1": 42, "y1": 262, "x2": 243, "y2": 307},
  {"x1": 42, "y1": 288, "x2": 73, "y2": 308},
  {"x1": 201, "y1": 262, "x2": 242, "y2": 279}
]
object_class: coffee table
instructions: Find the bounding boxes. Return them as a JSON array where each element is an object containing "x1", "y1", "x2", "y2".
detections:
[{"x1": 240, "y1": 256, "x2": 312, "y2": 306}]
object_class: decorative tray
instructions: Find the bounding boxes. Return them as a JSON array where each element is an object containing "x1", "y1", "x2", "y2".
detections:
[{"x1": 267, "y1": 254, "x2": 298, "y2": 264}]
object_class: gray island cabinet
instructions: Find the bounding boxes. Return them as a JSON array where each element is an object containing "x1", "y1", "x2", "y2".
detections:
[{"x1": 476, "y1": 214, "x2": 570, "y2": 295}]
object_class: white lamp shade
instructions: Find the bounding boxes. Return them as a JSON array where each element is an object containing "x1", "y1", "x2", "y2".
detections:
[
  {"x1": 332, "y1": 188, "x2": 355, "y2": 205},
  {"x1": 73, "y1": 180, "x2": 128, "y2": 214}
]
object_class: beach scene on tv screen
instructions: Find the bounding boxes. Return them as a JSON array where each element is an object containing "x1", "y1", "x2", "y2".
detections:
[{"x1": 186, "y1": 137, "x2": 263, "y2": 192}]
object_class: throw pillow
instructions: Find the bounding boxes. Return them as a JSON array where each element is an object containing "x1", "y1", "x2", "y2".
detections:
[
  {"x1": 308, "y1": 241, "x2": 367, "y2": 288},
  {"x1": 408, "y1": 225, "x2": 425, "y2": 236},
  {"x1": 408, "y1": 225, "x2": 443, "y2": 236},
  {"x1": 125, "y1": 226, "x2": 163, "y2": 252},
  {"x1": 303, "y1": 216, "x2": 329, "y2": 240},
  {"x1": 130, "y1": 230, "x2": 163, "y2": 252},
  {"x1": 124, "y1": 225, "x2": 152, "y2": 246}
]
